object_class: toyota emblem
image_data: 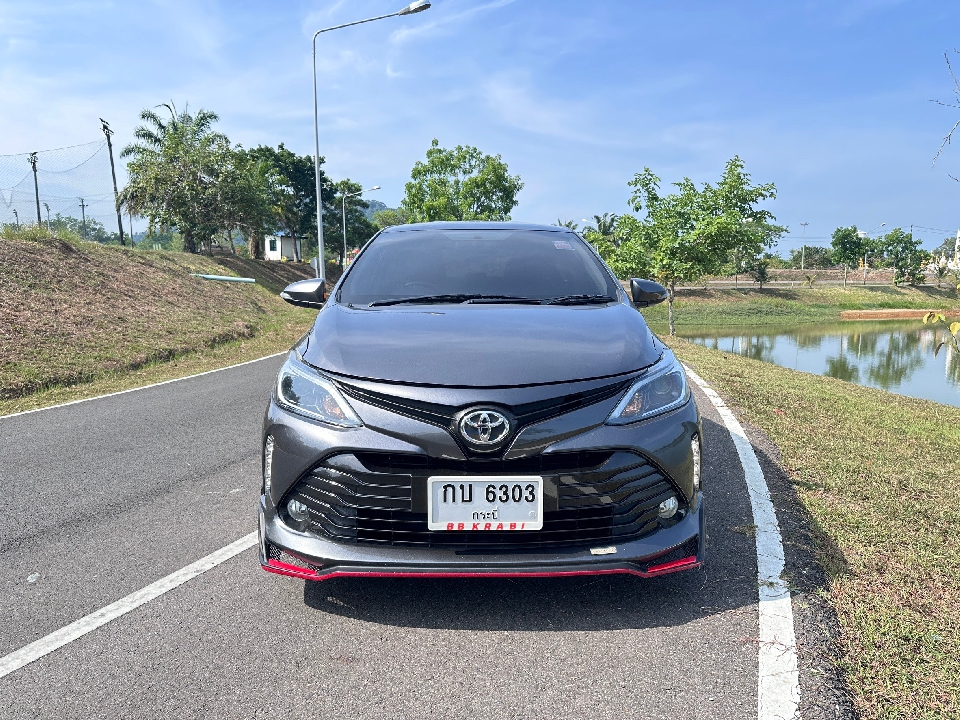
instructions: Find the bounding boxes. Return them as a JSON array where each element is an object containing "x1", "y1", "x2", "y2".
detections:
[{"x1": 458, "y1": 409, "x2": 511, "y2": 447}]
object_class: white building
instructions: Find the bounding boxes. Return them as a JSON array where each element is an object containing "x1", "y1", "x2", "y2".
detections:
[{"x1": 264, "y1": 235, "x2": 302, "y2": 262}]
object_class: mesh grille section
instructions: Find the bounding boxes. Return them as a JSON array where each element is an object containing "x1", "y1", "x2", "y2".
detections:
[{"x1": 284, "y1": 451, "x2": 676, "y2": 550}]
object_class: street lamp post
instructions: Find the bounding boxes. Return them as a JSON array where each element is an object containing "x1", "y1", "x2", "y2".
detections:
[
  {"x1": 799, "y1": 222, "x2": 809, "y2": 271},
  {"x1": 311, "y1": 0, "x2": 431, "y2": 282},
  {"x1": 342, "y1": 185, "x2": 380, "y2": 269},
  {"x1": 860, "y1": 222, "x2": 886, "y2": 285}
]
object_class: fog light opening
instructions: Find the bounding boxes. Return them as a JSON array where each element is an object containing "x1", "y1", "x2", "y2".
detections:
[
  {"x1": 287, "y1": 498, "x2": 310, "y2": 522},
  {"x1": 691, "y1": 435, "x2": 701, "y2": 492},
  {"x1": 658, "y1": 495, "x2": 679, "y2": 519}
]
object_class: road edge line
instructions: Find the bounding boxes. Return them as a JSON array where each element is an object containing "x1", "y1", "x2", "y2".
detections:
[
  {"x1": 0, "y1": 533, "x2": 258, "y2": 679},
  {"x1": 0, "y1": 352, "x2": 286, "y2": 421},
  {"x1": 684, "y1": 364, "x2": 801, "y2": 720}
]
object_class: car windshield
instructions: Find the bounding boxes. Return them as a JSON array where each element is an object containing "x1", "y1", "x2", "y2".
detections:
[{"x1": 338, "y1": 229, "x2": 619, "y2": 307}]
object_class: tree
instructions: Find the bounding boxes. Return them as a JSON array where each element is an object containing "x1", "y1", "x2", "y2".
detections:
[
  {"x1": 216, "y1": 149, "x2": 276, "y2": 258},
  {"x1": 612, "y1": 156, "x2": 782, "y2": 334},
  {"x1": 247, "y1": 143, "x2": 327, "y2": 259},
  {"x1": 401, "y1": 139, "x2": 523, "y2": 222},
  {"x1": 881, "y1": 228, "x2": 926, "y2": 285},
  {"x1": 789, "y1": 245, "x2": 833, "y2": 270},
  {"x1": 47, "y1": 214, "x2": 118, "y2": 244},
  {"x1": 931, "y1": 256, "x2": 951, "y2": 288},
  {"x1": 932, "y1": 236, "x2": 957, "y2": 264},
  {"x1": 748, "y1": 255, "x2": 771, "y2": 289},
  {"x1": 372, "y1": 208, "x2": 410, "y2": 229},
  {"x1": 121, "y1": 103, "x2": 230, "y2": 253},
  {"x1": 581, "y1": 213, "x2": 623, "y2": 265},
  {"x1": 830, "y1": 226, "x2": 864, "y2": 287}
]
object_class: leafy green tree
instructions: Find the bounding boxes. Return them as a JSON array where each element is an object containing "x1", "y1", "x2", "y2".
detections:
[
  {"x1": 401, "y1": 139, "x2": 523, "y2": 222},
  {"x1": 790, "y1": 245, "x2": 834, "y2": 271},
  {"x1": 120, "y1": 103, "x2": 231, "y2": 253},
  {"x1": 612, "y1": 156, "x2": 782, "y2": 334},
  {"x1": 830, "y1": 226, "x2": 864, "y2": 287},
  {"x1": 247, "y1": 143, "x2": 328, "y2": 258},
  {"x1": 881, "y1": 228, "x2": 927, "y2": 285},
  {"x1": 933, "y1": 236, "x2": 957, "y2": 259},
  {"x1": 372, "y1": 208, "x2": 410, "y2": 229},
  {"x1": 582, "y1": 213, "x2": 623, "y2": 265},
  {"x1": 216, "y1": 149, "x2": 276, "y2": 258},
  {"x1": 748, "y1": 255, "x2": 772, "y2": 289},
  {"x1": 48, "y1": 214, "x2": 118, "y2": 244}
]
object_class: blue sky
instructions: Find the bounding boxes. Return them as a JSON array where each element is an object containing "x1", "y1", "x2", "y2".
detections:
[{"x1": 2, "y1": 0, "x2": 959, "y2": 250}]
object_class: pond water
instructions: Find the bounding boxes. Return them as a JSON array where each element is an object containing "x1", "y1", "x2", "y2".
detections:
[{"x1": 678, "y1": 320, "x2": 960, "y2": 408}]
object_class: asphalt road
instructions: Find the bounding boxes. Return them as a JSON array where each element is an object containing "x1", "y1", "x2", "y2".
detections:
[{"x1": 1, "y1": 355, "x2": 771, "y2": 719}]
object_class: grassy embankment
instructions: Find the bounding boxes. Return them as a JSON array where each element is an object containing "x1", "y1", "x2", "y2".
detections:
[
  {"x1": 639, "y1": 284, "x2": 960, "y2": 329},
  {"x1": 655, "y1": 285, "x2": 960, "y2": 718},
  {"x1": 0, "y1": 234, "x2": 319, "y2": 416}
]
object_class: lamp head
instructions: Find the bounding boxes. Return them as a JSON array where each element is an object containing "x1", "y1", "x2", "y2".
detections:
[{"x1": 398, "y1": 1, "x2": 431, "y2": 15}]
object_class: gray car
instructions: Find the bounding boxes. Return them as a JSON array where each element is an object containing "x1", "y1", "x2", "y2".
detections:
[{"x1": 259, "y1": 222, "x2": 703, "y2": 580}]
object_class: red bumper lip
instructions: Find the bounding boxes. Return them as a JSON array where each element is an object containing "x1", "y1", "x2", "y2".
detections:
[{"x1": 262, "y1": 554, "x2": 701, "y2": 582}]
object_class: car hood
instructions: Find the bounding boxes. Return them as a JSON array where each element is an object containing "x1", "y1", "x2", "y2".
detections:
[{"x1": 301, "y1": 303, "x2": 661, "y2": 387}]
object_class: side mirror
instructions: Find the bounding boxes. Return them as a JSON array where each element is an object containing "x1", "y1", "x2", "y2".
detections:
[
  {"x1": 280, "y1": 278, "x2": 326, "y2": 308},
  {"x1": 630, "y1": 278, "x2": 669, "y2": 307}
]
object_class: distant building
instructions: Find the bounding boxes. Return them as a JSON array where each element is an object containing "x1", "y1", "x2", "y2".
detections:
[{"x1": 264, "y1": 235, "x2": 302, "y2": 262}]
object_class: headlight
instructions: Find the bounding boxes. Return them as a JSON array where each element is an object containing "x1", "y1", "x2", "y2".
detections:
[
  {"x1": 275, "y1": 353, "x2": 362, "y2": 427},
  {"x1": 606, "y1": 356, "x2": 689, "y2": 424}
]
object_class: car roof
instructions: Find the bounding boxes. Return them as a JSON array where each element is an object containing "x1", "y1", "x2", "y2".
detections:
[{"x1": 379, "y1": 221, "x2": 573, "y2": 233}]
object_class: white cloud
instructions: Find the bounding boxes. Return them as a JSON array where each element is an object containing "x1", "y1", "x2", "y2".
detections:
[{"x1": 390, "y1": 0, "x2": 517, "y2": 45}]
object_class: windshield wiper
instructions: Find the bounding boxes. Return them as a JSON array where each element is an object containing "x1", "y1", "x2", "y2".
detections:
[
  {"x1": 368, "y1": 294, "x2": 533, "y2": 307},
  {"x1": 465, "y1": 295, "x2": 540, "y2": 304},
  {"x1": 542, "y1": 294, "x2": 617, "y2": 305}
]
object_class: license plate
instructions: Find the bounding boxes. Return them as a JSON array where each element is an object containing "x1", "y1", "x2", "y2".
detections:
[{"x1": 427, "y1": 476, "x2": 543, "y2": 531}]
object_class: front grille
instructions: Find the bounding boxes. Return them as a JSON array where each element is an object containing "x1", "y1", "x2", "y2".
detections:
[
  {"x1": 335, "y1": 380, "x2": 631, "y2": 433},
  {"x1": 282, "y1": 451, "x2": 677, "y2": 551}
]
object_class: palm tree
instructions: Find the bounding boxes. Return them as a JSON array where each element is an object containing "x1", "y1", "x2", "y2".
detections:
[{"x1": 120, "y1": 103, "x2": 229, "y2": 253}]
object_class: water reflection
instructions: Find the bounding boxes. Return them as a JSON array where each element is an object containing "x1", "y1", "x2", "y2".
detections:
[{"x1": 678, "y1": 320, "x2": 960, "y2": 408}]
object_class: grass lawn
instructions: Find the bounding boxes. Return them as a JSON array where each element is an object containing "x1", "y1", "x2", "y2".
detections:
[
  {"x1": 0, "y1": 235, "x2": 317, "y2": 414},
  {"x1": 668, "y1": 337, "x2": 960, "y2": 719},
  {"x1": 640, "y1": 285, "x2": 960, "y2": 328}
]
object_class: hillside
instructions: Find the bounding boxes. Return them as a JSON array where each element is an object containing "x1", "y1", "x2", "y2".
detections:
[{"x1": 0, "y1": 236, "x2": 318, "y2": 400}]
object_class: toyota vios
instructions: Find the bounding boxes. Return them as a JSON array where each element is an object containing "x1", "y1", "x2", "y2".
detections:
[{"x1": 259, "y1": 222, "x2": 703, "y2": 581}]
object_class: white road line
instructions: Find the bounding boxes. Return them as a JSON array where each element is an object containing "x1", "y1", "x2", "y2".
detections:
[
  {"x1": 684, "y1": 365, "x2": 801, "y2": 720},
  {"x1": 0, "y1": 533, "x2": 257, "y2": 679},
  {"x1": 0, "y1": 352, "x2": 286, "y2": 420}
]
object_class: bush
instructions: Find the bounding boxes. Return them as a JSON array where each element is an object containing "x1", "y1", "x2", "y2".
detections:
[{"x1": 1, "y1": 222, "x2": 82, "y2": 244}]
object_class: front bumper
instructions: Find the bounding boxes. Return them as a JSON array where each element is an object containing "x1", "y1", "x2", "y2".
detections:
[{"x1": 259, "y1": 492, "x2": 705, "y2": 581}]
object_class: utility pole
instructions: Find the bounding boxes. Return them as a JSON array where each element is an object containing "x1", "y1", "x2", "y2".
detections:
[
  {"x1": 955, "y1": 229, "x2": 959, "y2": 268},
  {"x1": 28, "y1": 152, "x2": 41, "y2": 224},
  {"x1": 12, "y1": 208, "x2": 19, "y2": 230},
  {"x1": 78, "y1": 198, "x2": 88, "y2": 239},
  {"x1": 100, "y1": 118, "x2": 125, "y2": 246},
  {"x1": 42, "y1": 202, "x2": 51, "y2": 231},
  {"x1": 800, "y1": 222, "x2": 809, "y2": 271}
]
